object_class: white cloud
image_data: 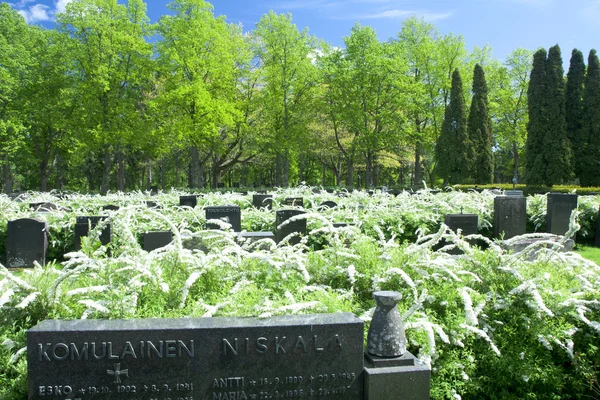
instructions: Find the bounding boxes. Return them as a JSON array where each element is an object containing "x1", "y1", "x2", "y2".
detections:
[
  {"x1": 55, "y1": 0, "x2": 74, "y2": 14},
  {"x1": 350, "y1": 9, "x2": 453, "y2": 22},
  {"x1": 18, "y1": 3, "x2": 51, "y2": 24}
]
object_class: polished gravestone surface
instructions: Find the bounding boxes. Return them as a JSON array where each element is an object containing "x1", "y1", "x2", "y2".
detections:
[
  {"x1": 252, "y1": 194, "x2": 273, "y2": 209},
  {"x1": 546, "y1": 193, "x2": 578, "y2": 236},
  {"x1": 275, "y1": 209, "x2": 307, "y2": 245},
  {"x1": 444, "y1": 214, "x2": 478, "y2": 236},
  {"x1": 284, "y1": 197, "x2": 304, "y2": 207},
  {"x1": 319, "y1": 201, "x2": 338, "y2": 210},
  {"x1": 179, "y1": 195, "x2": 199, "y2": 208},
  {"x1": 494, "y1": 196, "x2": 526, "y2": 239},
  {"x1": 28, "y1": 313, "x2": 364, "y2": 400},
  {"x1": 143, "y1": 232, "x2": 173, "y2": 252},
  {"x1": 205, "y1": 206, "x2": 242, "y2": 232},
  {"x1": 74, "y1": 216, "x2": 111, "y2": 250},
  {"x1": 102, "y1": 205, "x2": 120, "y2": 211},
  {"x1": 6, "y1": 218, "x2": 48, "y2": 268}
]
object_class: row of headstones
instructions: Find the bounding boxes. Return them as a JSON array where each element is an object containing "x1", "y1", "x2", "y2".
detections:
[
  {"x1": 4, "y1": 207, "x2": 311, "y2": 269},
  {"x1": 5, "y1": 192, "x2": 584, "y2": 269}
]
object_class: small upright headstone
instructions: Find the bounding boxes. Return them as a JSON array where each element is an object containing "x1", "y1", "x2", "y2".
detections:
[
  {"x1": 102, "y1": 205, "x2": 119, "y2": 211},
  {"x1": 285, "y1": 197, "x2": 304, "y2": 207},
  {"x1": 504, "y1": 190, "x2": 524, "y2": 196},
  {"x1": 444, "y1": 214, "x2": 478, "y2": 235},
  {"x1": 319, "y1": 201, "x2": 338, "y2": 210},
  {"x1": 546, "y1": 193, "x2": 578, "y2": 236},
  {"x1": 74, "y1": 216, "x2": 111, "y2": 250},
  {"x1": 205, "y1": 206, "x2": 242, "y2": 232},
  {"x1": 6, "y1": 218, "x2": 48, "y2": 268},
  {"x1": 146, "y1": 201, "x2": 160, "y2": 209},
  {"x1": 179, "y1": 195, "x2": 198, "y2": 208},
  {"x1": 275, "y1": 209, "x2": 307, "y2": 245},
  {"x1": 252, "y1": 194, "x2": 273, "y2": 209},
  {"x1": 494, "y1": 196, "x2": 527, "y2": 239},
  {"x1": 143, "y1": 231, "x2": 173, "y2": 252},
  {"x1": 29, "y1": 202, "x2": 61, "y2": 212},
  {"x1": 150, "y1": 185, "x2": 158, "y2": 195}
]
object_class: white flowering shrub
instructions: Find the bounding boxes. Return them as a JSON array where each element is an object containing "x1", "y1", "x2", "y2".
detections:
[{"x1": 0, "y1": 189, "x2": 599, "y2": 399}]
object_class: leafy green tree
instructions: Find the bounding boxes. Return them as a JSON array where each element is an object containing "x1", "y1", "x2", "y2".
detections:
[
  {"x1": 565, "y1": 49, "x2": 586, "y2": 180},
  {"x1": 254, "y1": 11, "x2": 319, "y2": 187},
  {"x1": 492, "y1": 48, "x2": 532, "y2": 182},
  {"x1": 525, "y1": 49, "x2": 547, "y2": 185},
  {"x1": 58, "y1": 0, "x2": 153, "y2": 193},
  {"x1": 543, "y1": 45, "x2": 572, "y2": 185},
  {"x1": 578, "y1": 50, "x2": 600, "y2": 186},
  {"x1": 436, "y1": 69, "x2": 470, "y2": 184},
  {"x1": 0, "y1": 4, "x2": 37, "y2": 192},
  {"x1": 468, "y1": 64, "x2": 493, "y2": 183}
]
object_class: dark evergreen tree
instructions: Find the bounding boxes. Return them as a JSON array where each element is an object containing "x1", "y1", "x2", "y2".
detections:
[
  {"x1": 579, "y1": 50, "x2": 600, "y2": 186},
  {"x1": 543, "y1": 45, "x2": 572, "y2": 185},
  {"x1": 565, "y1": 49, "x2": 586, "y2": 179},
  {"x1": 525, "y1": 49, "x2": 547, "y2": 185},
  {"x1": 436, "y1": 69, "x2": 470, "y2": 185},
  {"x1": 468, "y1": 64, "x2": 494, "y2": 184}
]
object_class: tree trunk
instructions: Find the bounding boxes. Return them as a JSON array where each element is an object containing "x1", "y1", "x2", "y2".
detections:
[
  {"x1": 190, "y1": 146, "x2": 201, "y2": 188},
  {"x1": 513, "y1": 141, "x2": 519, "y2": 182},
  {"x1": 55, "y1": 153, "x2": 65, "y2": 190},
  {"x1": 241, "y1": 163, "x2": 247, "y2": 187},
  {"x1": 276, "y1": 152, "x2": 283, "y2": 187},
  {"x1": 283, "y1": 149, "x2": 290, "y2": 187},
  {"x1": 298, "y1": 153, "x2": 305, "y2": 183},
  {"x1": 365, "y1": 152, "x2": 374, "y2": 188},
  {"x1": 100, "y1": 150, "x2": 112, "y2": 195},
  {"x1": 321, "y1": 162, "x2": 327, "y2": 186},
  {"x1": 414, "y1": 141, "x2": 421, "y2": 188},
  {"x1": 346, "y1": 158, "x2": 354, "y2": 187},
  {"x1": 161, "y1": 157, "x2": 166, "y2": 191},
  {"x1": 336, "y1": 156, "x2": 342, "y2": 186},
  {"x1": 3, "y1": 154, "x2": 13, "y2": 194},
  {"x1": 117, "y1": 150, "x2": 126, "y2": 192}
]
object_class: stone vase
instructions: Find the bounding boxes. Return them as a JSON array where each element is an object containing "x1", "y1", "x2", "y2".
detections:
[{"x1": 367, "y1": 291, "x2": 406, "y2": 357}]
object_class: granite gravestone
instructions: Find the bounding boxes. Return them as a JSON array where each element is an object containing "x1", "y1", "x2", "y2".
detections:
[
  {"x1": 74, "y1": 216, "x2": 111, "y2": 250},
  {"x1": 319, "y1": 201, "x2": 337, "y2": 210},
  {"x1": 6, "y1": 218, "x2": 48, "y2": 268},
  {"x1": 285, "y1": 198, "x2": 304, "y2": 207},
  {"x1": 143, "y1": 232, "x2": 173, "y2": 252},
  {"x1": 179, "y1": 196, "x2": 198, "y2": 208},
  {"x1": 102, "y1": 205, "x2": 120, "y2": 211},
  {"x1": 444, "y1": 214, "x2": 478, "y2": 236},
  {"x1": 275, "y1": 210, "x2": 307, "y2": 245},
  {"x1": 252, "y1": 194, "x2": 273, "y2": 209},
  {"x1": 504, "y1": 190, "x2": 524, "y2": 196},
  {"x1": 494, "y1": 196, "x2": 527, "y2": 239},
  {"x1": 546, "y1": 193, "x2": 578, "y2": 236},
  {"x1": 205, "y1": 206, "x2": 242, "y2": 232},
  {"x1": 27, "y1": 313, "x2": 364, "y2": 400},
  {"x1": 236, "y1": 232, "x2": 275, "y2": 244}
]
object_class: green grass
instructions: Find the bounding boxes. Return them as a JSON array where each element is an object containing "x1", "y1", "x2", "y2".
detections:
[{"x1": 575, "y1": 244, "x2": 600, "y2": 265}]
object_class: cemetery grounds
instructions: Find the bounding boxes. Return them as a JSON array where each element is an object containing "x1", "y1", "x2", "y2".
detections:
[{"x1": 1, "y1": 188, "x2": 599, "y2": 400}]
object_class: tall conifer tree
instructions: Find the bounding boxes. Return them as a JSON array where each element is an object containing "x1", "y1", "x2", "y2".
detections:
[
  {"x1": 565, "y1": 49, "x2": 585, "y2": 180},
  {"x1": 436, "y1": 69, "x2": 470, "y2": 185},
  {"x1": 579, "y1": 50, "x2": 600, "y2": 186},
  {"x1": 525, "y1": 49, "x2": 547, "y2": 185},
  {"x1": 468, "y1": 64, "x2": 494, "y2": 183},
  {"x1": 543, "y1": 45, "x2": 572, "y2": 185}
]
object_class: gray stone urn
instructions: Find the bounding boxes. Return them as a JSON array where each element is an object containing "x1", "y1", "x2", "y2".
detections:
[{"x1": 367, "y1": 291, "x2": 406, "y2": 357}]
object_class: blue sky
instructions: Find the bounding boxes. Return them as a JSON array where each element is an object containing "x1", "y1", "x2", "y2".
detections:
[{"x1": 9, "y1": 0, "x2": 600, "y2": 65}]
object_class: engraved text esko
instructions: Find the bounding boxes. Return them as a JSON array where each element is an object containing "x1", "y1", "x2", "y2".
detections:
[
  {"x1": 222, "y1": 334, "x2": 342, "y2": 356},
  {"x1": 37, "y1": 340, "x2": 195, "y2": 361}
]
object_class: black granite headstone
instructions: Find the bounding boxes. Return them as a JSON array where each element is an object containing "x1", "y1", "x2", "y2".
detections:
[
  {"x1": 6, "y1": 218, "x2": 48, "y2": 268},
  {"x1": 146, "y1": 201, "x2": 160, "y2": 209},
  {"x1": 504, "y1": 190, "x2": 524, "y2": 196},
  {"x1": 494, "y1": 196, "x2": 527, "y2": 239},
  {"x1": 252, "y1": 194, "x2": 273, "y2": 209},
  {"x1": 319, "y1": 201, "x2": 338, "y2": 210},
  {"x1": 74, "y1": 216, "x2": 111, "y2": 250},
  {"x1": 285, "y1": 197, "x2": 304, "y2": 207},
  {"x1": 546, "y1": 193, "x2": 578, "y2": 236},
  {"x1": 143, "y1": 232, "x2": 173, "y2": 252},
  {"x1": 150, "y1": 185, "x2": 159, "y2": 195},
  {"x1": 444, "y1": 214, "x2": 478, "y2": 236},
  {"x1": 179, "y1": 195, "x2": 198, "y2": 208},
  {"x1": 102, "y1": 205, "x2": 120, "y2": 211},
  {"x1": 275, "y1": 209, "x2": 307, "y2": 245},
  {"x1": 27, "y1": 314, "x2": 364, "y2": 400},
  {"x1": 205, "y1": 206, "x2": 242, "y2": 232}
]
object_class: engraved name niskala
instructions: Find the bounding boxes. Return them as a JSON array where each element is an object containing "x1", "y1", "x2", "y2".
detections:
[
  {"x1": 222, "y1": 334, "x2": 342, "y2": 356},
  {"x1": 37, "y1": 334, "x2": 342, "y2": 362},
  {"x1": 37, "y1": 340, "x2": 195, "y2": 361}
]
